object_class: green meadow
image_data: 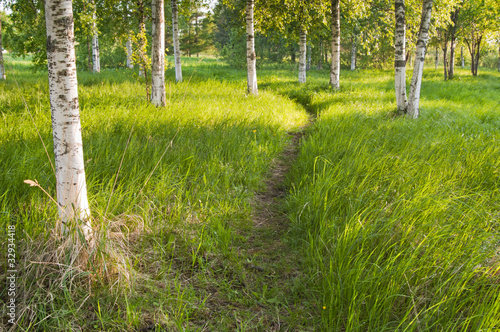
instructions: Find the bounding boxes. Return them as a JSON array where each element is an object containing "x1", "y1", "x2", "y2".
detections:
[{"x1": 1, "y1": 55, "x2": 499, "y2": 331}]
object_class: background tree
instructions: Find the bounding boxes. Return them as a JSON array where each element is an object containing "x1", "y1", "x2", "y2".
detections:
[
  {"x1": 246, "y1": 0, "x2": 257, "y2": 94},
  {"x1": 0, "y1": 14, "x2": 5, "y2": 79},
  {"x1": 172, "y1": 0, "x2": 182, "y2": 81},
  {"x1": 151, "y1": 0, "x2": 166, "y2": 106}
]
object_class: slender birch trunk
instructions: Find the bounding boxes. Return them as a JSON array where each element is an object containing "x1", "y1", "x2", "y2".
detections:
[
  {"x1": 461, "y1": 45, "x2": 464, "y2": 68},
  {"x1": 298, "y1": 28, "x2": 307, "y2": 83},
  {"x1": 151, "y1": 0, "x2": 166, "y2": 107},
  {"x1": 45, "y1": 0, "x2": 91, "y2": 236},
  {"x1": 350, "y1": 36, "x2": 356, "y2": 71},
  {"x1": 395, "y1": 0, "x2": 407, "y2": 113},
  {"x1": 407, "y1": 0, "x2": 433, "y2": 118},
  {"x1": 330, "y1": 0, "x2": 340, "y2": 89},
  {"x1": 172, "y1": 0, "x2": 182, "y2": 82},
  {"x1": 0, "y1": 20, "x2": 5, "y2": 80},
  {"x1": 92, "y1": 12, "x2": 100, "y2": 73},
  {"x1": 307, "y1": 41, "x2": 312, "y2": 71},
  {"x1": 443, "y1": 41, "x2": 448, "y2": 80},
  {"x1": 448, "y1": 8, "x2": 459, "y2": 79},
  {"x1": 246, "y1": 0, "x2": 257, "y2": 95},
  {"x1": 318, "y1": 40, "x2": 323, "y2": 70},
  {"x1": 126, "y1": 37, "x2": 133, "y2": 69},
  {"x1": 435, "y1": 46, "x2": 438, "y2": 69}
]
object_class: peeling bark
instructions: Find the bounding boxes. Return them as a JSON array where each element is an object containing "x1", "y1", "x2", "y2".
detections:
[
  {"x1": 246, "y1": 0, "x2": 258, "y2": 95},
  {"x1": 330, "y1": 0, "x2": 340, "y2": 89},
  {"x1": 298, "y1": 28, "x2": 307, "y2": 83},
  {"x1": 172, "y1": 0, "x2": 182, "y2": 82},
  {"x1": 395, "y1": 0, "x2": 407, "y2": 113},
  {"x1": 151, "y1": 0, "x2": 166, "y2": 106},
  {"x1": 407, "y1": 0, "x2": 433, "y2": 118},
  {"x1": 45, "y1": 0, "x2": 91, "y2": 236}
]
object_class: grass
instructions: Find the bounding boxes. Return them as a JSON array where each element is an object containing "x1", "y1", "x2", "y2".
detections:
[{"x1": 1, "y1": 53, "x2": 500, "y2": 331}]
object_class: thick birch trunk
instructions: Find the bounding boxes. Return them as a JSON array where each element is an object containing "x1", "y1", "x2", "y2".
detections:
[
  {"x1": 126, "y1": 37, "x2": 133, "y2": 69},
  {"x1": 407, "y1": 0, "x2": 433, "y2": 119},
  {"x1": 45, "y1": 0, "x2": 91, "y2": 236},
  {"x1": 394, "y1": 0, "x2": 407, "y2": 113},
  {"x1": 172, "y1": 0, "x2": 182, "y2": 82},
  {"x1": 298, "y1": 29, "x2": 307, "y2": 83},
  {"x1": 461, "y1": 45, "x2": 464, "y2": 68},
  {"x1": 92, "y1": 12, "x2": 100, "y2": 73},
  {"x1": 0, "y1": 20, "x2": 5, "y2": 80},
  {"x1": 330, "y1": 0, "x2": 340, "y2": 89},
  {"x1": 435, "y1": 46, "x2": 438, "y2": 69},
  {"x1": 151, "y1": 0, "x2": 166, "y2": 107},
  {"x1": 246, "y1": 0, "x2": 258, "y2": 95},
  {"x1": 350, "y1": 36, "x2": 356, "y2": 71}
]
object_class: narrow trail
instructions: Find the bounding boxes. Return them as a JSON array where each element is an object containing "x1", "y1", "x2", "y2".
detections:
[{"x1": 234, "y1": 119, "x2": 318, "y2": 331}]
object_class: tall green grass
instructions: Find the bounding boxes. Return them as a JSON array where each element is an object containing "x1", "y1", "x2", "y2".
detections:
[{"x1": 274, "y1": 67, "x2": 500, "y2": 331}]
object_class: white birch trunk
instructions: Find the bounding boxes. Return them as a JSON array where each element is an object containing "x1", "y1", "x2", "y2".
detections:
[
  {"x1": 298, "y1": 29, "x2": 307, "y2": 83},
  {"x1": 307, "y1": 42, "x2": 312, "y2": 71},
  {"x1": 407, "y1": 0, "x2": 433, "y2": 119},
  {"x1": 172, "y1": 0, "x2": 182, "y2": 82},
  {"x1": 45, "y1": 0, "x2": 91, "y2": 236},
  {"x1": 246, "y1": 0, "x2": 258, "y2": 95},
  {"x1": 350, "y1": 37, "x2": 356, "y2": 71},
  {"x1": 151, "y1": 0, "x2": 166, "y2": 107},
  {"x1": 126, "y1": 37, "x2": 133, "y2": 69},
  {"x1": 92, "y1": 12, "x2": 100, "y2": 73},
  {"x1": 395, "y1": 0, "x2": 407, "y2": 113},
  {"x1": 330, "y1": 0, "x2": 340, "y2": 89},
  {"x1": 461, "y1": 45, "x2": 464, "y2": 68},
  {"x1": 0, "y1": 20, "x2": 5, "y2": 80}
]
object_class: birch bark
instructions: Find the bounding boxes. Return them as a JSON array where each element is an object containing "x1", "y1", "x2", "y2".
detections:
[
  {"x1": 92, "y1": 12, "x2": 100, "y2": 73},
  {"x1": 395, "y1": 0, "x2": 407, "y2": 113},
  {"x1": 350, "y1": 37, "x2": 356, "y2": 71},
  {"x1": 298, "y1": 29, "x2": 307, "y2": 83},
  {"x1": 172, "y1": 0, "x2": 182, "y2": 82},
  {"x1": 151, "y1": 0, "x2": 166, "y2": 106},
  {"x1": 246, "y1": 0, "x2": 258, "y2": 95},
  {"x1": 45, "y1": 0, "x2": 91, "y2": 236},
  {"x1": 407, "y1": 0, "x2": 433, "y2": 118},
  {"x1": 126, "y1": 37, "x2": 133, "y2": 69},
  {"x1": 0, "y1": 20, "x2": 5, "y2": 80},
  {"x1": 330, "y1": 0, "x2": 340, "y2": 89}
]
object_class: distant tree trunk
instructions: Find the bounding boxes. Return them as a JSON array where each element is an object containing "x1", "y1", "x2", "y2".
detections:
[
  {"x1": 44, "y1": 0, "x2": 91, "y2": 237},
  {"x1": 151, "y1": 0, "x2": 166, "y2": 107},
  {"x1": 395, "y1": 0, "x2": 407, "y2": 113},
  {"x1": 465, "y1": 33, "x2": 482, "y2": 76},
  {"x1": 306, "y1": 41, "x2": 312, "y2": 71},
  {"x1": 330, "y1": 0, "x2": 340, "y2": 89},
  {"x1": 498, "y1": 46, "x2": 500, "y2": 72},
  {"x1": 350, "y1": 35, "x2": 356, "y2": 71},
  {"x1": 318, "y1": 40, "x2": 323, "y2": 69},
  {"x1": 461, "y1": 45, "x2": 464, "y2": 68},
  {"x1": 448, "y1": 7, "x2": 459, "y2": 79},
  {"x1": 246, "y1": 0, "x2": 257, "y2": 95},
  {"x1": 442, "y1": 41, "x2": 448, "y2": 80},
  {"x1": 0, "y1": 20, "x2": 5, "y2": 80},
  {"x1": 171, "y1": 0, "x2": 182, "y2": 82},
  {"x1": 126, "y1": 37, "x2": 133, "y2": 69},
  {"x1": 435, "y1": 46, "x2": 438, "y2": 69},
  {"x1": 290, "y1": 43, "x2": 296, "y2": 64},
  {"x1": 92, "y1": 12, "x2": 100, "y2": 73},
  {"x1": 407, "y1": 0, "x2": 433, "y2": 118},
  {"x1": 87, "y1": 37, "x2": 92, "y2": 71},
  {"x1": 298, "y1": 28, "x2": 307, "y2": 83}
]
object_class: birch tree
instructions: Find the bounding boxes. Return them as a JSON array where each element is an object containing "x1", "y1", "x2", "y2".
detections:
[
  {"x1": 45, "y1": 0, "x2": 91, "y2": 236},
  {"x1": 407, "y1": 0, "x2": 433, "y2": 118},
  {"x1": 126, "y1": 37, "x2": 133, "y2": 68},
  {"x1": 246, "y1": 0, "x2": 257, "y2": 94},
  {"x1": 395, "y1": 0, "x2": 407, "y2": 113},
  {"x1": 91, "y1": 11, "x2": 100, "y2": 73},
  {"x1": 0, "y1": 18, "x2": 5, "y2": 80},
  {"x1": 330, "y1": 0, "x2": 340, "y2": 89},
  {"x1": 151, "y1": 0, "x2": 166, "y2": 106},
  {"x1": 298, "y1": 28, "x2": 307, "y2": 83},
  {"x1": 172, "y1": 0, "x2": 182, "y2": 82}
]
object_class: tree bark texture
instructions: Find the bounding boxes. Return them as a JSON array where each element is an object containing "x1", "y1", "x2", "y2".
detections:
[
  {"x1": 246, "y1": 0, "x2": 258, "y2": 95},
  {"x1": 0, "y1": 20, "x2": 5, "y2": 80},
  {"x1": 407, "y1": 0, "x2": 433, "y2": 119},
  {"x1": 435, "y1": 46, "x2": 438, "y2": 69},
  {"x1": 350, "y1": 36, "x2": 356, "y2": 71},
  {"x1": 172, "y1": 0, "x2": 182, "y2": 82},
  {"x1": 330, "y1": 0, "x2": 340, "y2": 89},
  {"x1": 298, "y1": 29, "x2": 307, "y2": 83},
  {"x1": 126, "y1": 37, "x2": 133, "y2": 69},
  {"x1": 443, "y1": 41, "x2": 448, "y2": 80},
  {"x1": 394, "y1": 0, "x2": 407, "y2": 113},
  {"x1": 448, "y1": 7, "x2": 460, "y2": 79},
  {"x1": 151, "y1": 0, "x2": 166, "y2": 106},
  {"x1": 45, "y1": 0, "x2": 91, "y2": 235},
  {"x1": 92, "y1": 12, "x2": 100, "y2": 73}
]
